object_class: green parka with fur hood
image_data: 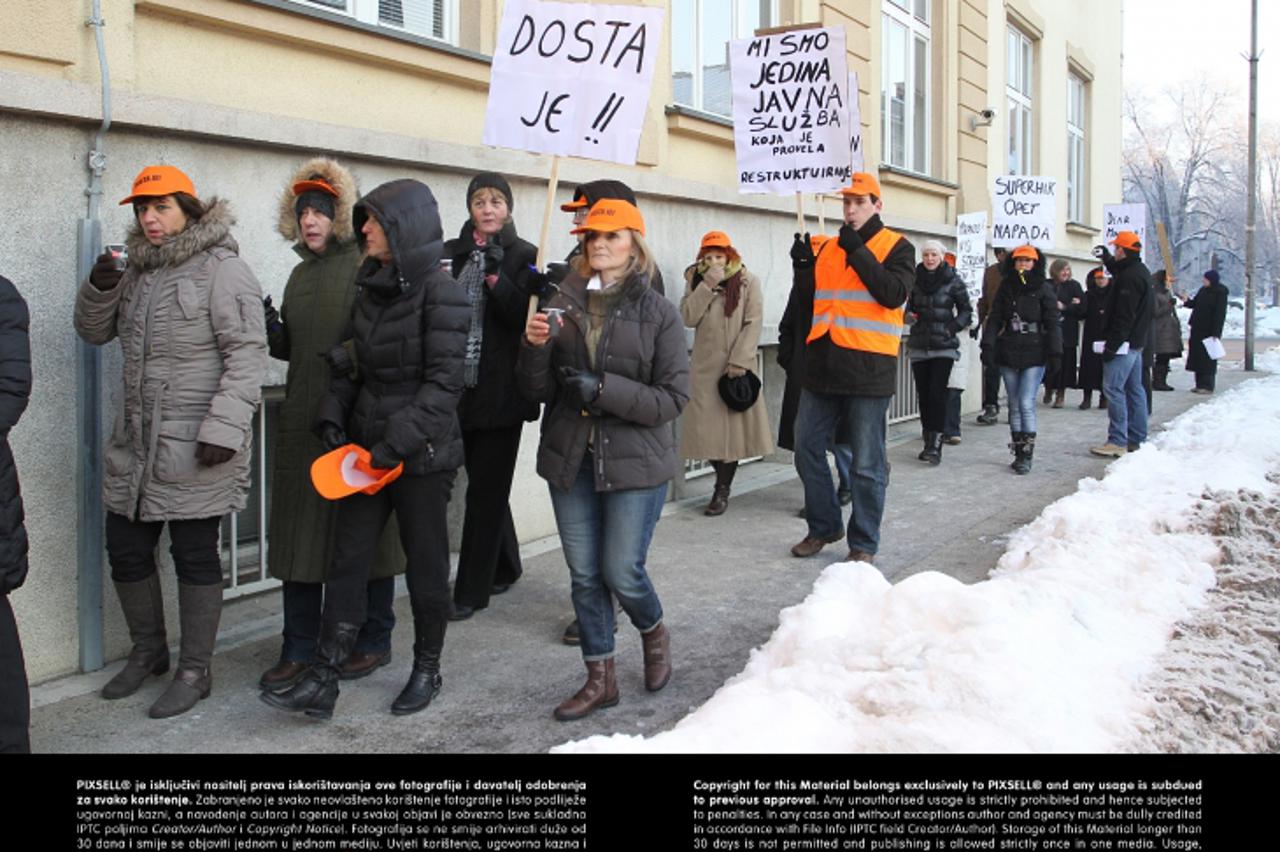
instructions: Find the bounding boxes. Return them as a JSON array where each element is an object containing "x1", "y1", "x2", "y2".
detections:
[
  {"x1": 267, "y1": 157, "x2": 403, "y2": 584},
  {"x1": 75, "y1": 197, "x2": 268, "y2": 521}
]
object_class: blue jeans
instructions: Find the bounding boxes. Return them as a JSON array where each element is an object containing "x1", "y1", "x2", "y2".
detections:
[
  {"x1": 548, "y1": 458, "x2": 666, "y2": 660},
  {"x1": 832, "y1": 443, "x2": 853, "y2": 493},
  {"x1": 1103, "y1": 349, "x2": 1148, "y2": 447},
  {"x1": 280, "y1": 577, "x2": 396, "y2": 662},
  {"x1": 1000, "y1": 365, "x2": 1046, "y2": 433},
  {"x1": 794, "y1": 390, "x2": 892, "y2": 555}
]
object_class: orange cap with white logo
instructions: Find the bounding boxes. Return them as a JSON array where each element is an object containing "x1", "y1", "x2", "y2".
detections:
[{"x1": 119, "y1": 165, "x2": 197, "y2": 205}]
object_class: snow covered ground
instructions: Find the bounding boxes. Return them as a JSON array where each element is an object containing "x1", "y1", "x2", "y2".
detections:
[{"x1": 556, "y1": 349, "x2": 1280, "y2": 754}]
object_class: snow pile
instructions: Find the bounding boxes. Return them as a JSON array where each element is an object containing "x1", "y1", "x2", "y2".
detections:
[
  {"x1": 1221, "y1": 304, "x2": 1280, "y2": 339},
  {"x1": 556, "y1": 357, "x2": 1280, "y2": 754}
]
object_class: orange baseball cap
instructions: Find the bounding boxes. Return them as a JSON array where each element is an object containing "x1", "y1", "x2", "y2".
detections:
[
  {"x1": 700, "y1": 231, "x2": 732, "y2": 251},
  {"x1": 560, "y1": 195, "x2": 589, "y2": 212},
  {"x1": 571, "y1": 200, "x2": 646, "y2": 237},
  {"x1": 310, "y1": 444, "x2": 403, "y2": 500},
  {"x1": 1109, "y1": 231, "x2": 1142, "y2": 251},
  {"x1": 292, "y1": 178, "x2": 339, "y2": 198},
  {"x1": 119, "y1": 165, "x2": 197, "y2": 205},
  {"x1": 1010, "y1": 245, "x2": 1038, "y2": 260},
  {"x1": 838, "y1": 172, "x2": 882, "y2": 199}
]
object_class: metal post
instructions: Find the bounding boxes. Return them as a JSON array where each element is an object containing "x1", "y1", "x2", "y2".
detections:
[
  {"x1": 76, "y1": 223, "x2": 105, "y2": 673},
  {"x1": 1243, "y1": 0, "x2": 1259, "y2": 371}
]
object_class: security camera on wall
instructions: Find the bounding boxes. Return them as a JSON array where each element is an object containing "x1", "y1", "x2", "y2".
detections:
[{"x1": 970, "y1": 108, "x2": 997, "y2": 131}]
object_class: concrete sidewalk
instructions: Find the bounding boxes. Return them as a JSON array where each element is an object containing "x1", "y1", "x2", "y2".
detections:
[{"x1": 28, "y1": 369, "x2": 1255, "y2": 754}]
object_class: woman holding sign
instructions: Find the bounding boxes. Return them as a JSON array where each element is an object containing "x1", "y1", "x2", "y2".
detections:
[
  {"x1": 443, "y1": 173, "x2": 539, "y2": 621},
  {"x1": 980, "y1": 245, "x2": 1061, "y2": 475},
  {"x1": 679, "y1": 230, "x2": 773, "y2": 515},
  {"x1": 518, "y1": 199, "x2": 689, "y2": 721}
]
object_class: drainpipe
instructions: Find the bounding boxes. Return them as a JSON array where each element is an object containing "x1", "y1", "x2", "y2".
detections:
[{"x1": 77, "y1": 0, "x2": 112, "y2": 672}]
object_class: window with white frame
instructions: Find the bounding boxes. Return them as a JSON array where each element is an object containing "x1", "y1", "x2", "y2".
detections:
[
  {"x1": 1066, "y1": 72, "x2": 1087, "y2": 222},
  {"x1": 1005, "y1": 25, "x2": 1033, "y2": 175},
  {"x1": 295, "y1": 0, "x2": 456, "y2": 44},
  {"x1": 672, "y1": 1, "x2": 777, "y2": 117},
  {"x1": 881, "y1": 0, "x2": 931, "y2": 174}
]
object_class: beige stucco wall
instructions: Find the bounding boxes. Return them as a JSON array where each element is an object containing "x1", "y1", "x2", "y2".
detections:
[{"x1": 1, "y1": 0, "x2": 1121, "y2": 683}]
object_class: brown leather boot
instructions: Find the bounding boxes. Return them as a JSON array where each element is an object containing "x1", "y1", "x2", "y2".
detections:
[
  {"x1": 101, "y1": 574, "x2": 170, "y2": 700},
  {"x1": 641, "y1": 622, "x2": 671, "y2": 692},
  {"x1": 554, "y1": 658, "x2": 619, "y2": 721},
  {"x1": 1052, "y1": 389, "x2": 1065, "y2": 408},
  {"x1": 704, "y1": 485, "x2": 730, "y2": 516}
]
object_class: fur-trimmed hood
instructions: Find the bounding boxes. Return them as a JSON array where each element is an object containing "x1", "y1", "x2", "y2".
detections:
[
  {"x1": 277, "y1": 157, "x2": 358, "y2": 245},
  {"x1": 125, "y1": 198, "x2": 238, "y2": 271}
]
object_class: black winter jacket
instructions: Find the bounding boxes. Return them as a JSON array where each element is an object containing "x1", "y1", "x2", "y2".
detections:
[
  {"x1": 316, "y1": 180, "x2": 470, "y2": 476},
  {"x1": 906, "y1": 262, "x2": 972, "y2": 354},
  {"x1": 516, "y1": 270, "x2": 689, "y2": 492},
  {"x1": 444, "y1": 220, "x2": 540, "y2": 429},
  {"x1": 0, "y1": 276, "x2": 31, "y2": 594},
  {"x1": 1184, "y1": 281, "x2": 1229, "y2": 373},
  {"x1": 1102, "y1": 254, "x2": 1153, "y2": 355},
  {"x1": 982, "y1": 254, "x2": 1062, "y2": 369},
  {"x1": 799, "y1": 215, "x2": 914, "y2": 397},
  {"x1": 1053, "y1": 278, "x2": 1087, "y2": 349}
]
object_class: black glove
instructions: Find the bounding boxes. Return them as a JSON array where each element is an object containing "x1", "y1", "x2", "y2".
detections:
[
  {"x1": 195, "y1": 442, "x2": 236, "y2": 467},
  {"x1": 319, "y1": 423, "x2": 347, "y2": 451},
  {"x1": 790, "y1": 233, "x2": 815, "y2": 270},
  {"x1": 559, "y1": 366, "x2": 602, "y2": 412},
  {"x1": 968, "y1": 325, "x2": 980, "y2": 340},
  {"x1": 546, "y1": 260, "x2": 571, "y2": 286},
  {"x1": 980, "y1": 346, "x2": 995, "y2": 368},
  {"x1": 369, "y1": 441, "x2": 401, "y2": 471},
  {"x1": 321, "y1": 343, "x2": 356, "y2": 379},
  {"x1": 89, "y1": 251, "x2": 124, "y2": 291},
  {"x1": 524, "y1": 265, "x2": 551, "y2": 298},
  {"x1": 482, "y1": 242, "x2": 505, "y2": 275},
  {"x1": 1092, "y1": 245, "x2": 1113, "y2": 264},
  {"x1": 263, "y1": 296, "x2": 282, "y2": 334},
  {"x1": 837, "y1": 222, "x2": 864, "y2": 256}
]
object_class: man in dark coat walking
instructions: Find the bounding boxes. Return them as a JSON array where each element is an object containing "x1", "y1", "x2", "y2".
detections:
[
  {"x1": 1090, "y1": 232, "x2": 1153, "y2": 458},
  {"x1": 0, "y1": 274, "x2": 32, "y2": 753}
]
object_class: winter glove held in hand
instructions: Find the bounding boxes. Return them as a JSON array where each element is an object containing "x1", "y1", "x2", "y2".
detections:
[
  {"x1": 195, "y1": 442, "x2": 236, "y2": 467},
  {"x1": 320, "y1": 423, "x2": 347, "y2": 451},
  {"x1": 482, "y1": 243, "x2": 505, "y2": 276},
  {"x1": 369, "y1": 442, "x2": 400, "y2": 471},
  {"x1": 262, "y1": 296, "x2": 282, "y2": 333},
  {"x1": 560, "y1": 366, "x2": 602, "y2": 412},
  {"x1": 837, "y1": 223, "x2": 864, "y2": 257},
  {"x1": 89, "y1": 252, "x2": 124, "y2": 291},
  {"x1": 321, "y1": 343, "x2": 356, "y2": 379},
  {"x1": 790, "y1": 233, "x2": 815, "y2": 270}
]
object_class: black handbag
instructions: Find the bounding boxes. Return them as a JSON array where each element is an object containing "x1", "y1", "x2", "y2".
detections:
[{"x1": 718, "y1": 370, "x2": 761, "y2": 412}]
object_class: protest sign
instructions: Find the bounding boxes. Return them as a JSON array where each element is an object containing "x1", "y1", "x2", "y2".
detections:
[
  {"x1": 482, "y1": 0, "x2": 664, "y2": 165},
  {"x1": 991, "y1": 175, "x2": 1057, "y2": 249},
  {"x1": 955, "y1": 212, "x2": 988, "y2": 304},
  {"x1": 848, "y1": 71, "x2": 864, "y2": 175},
  {"x1": 1102, "y1": 203, "x2": 1147, "y2": 250},
  {"x1": 731, "y1": 26, "x2": 851, "y2": 194}
]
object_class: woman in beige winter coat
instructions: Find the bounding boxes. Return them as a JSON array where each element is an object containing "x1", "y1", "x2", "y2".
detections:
[
  {"x1": 679, "y1": 231, "x2": 774, "y2": 515},
  {"x1": 75, "y1": 165, "x2": 267, "y2": 719}
]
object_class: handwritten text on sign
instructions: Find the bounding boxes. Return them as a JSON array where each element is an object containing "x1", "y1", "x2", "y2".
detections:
[
  {"x1": 956, "y1": 212, "x2": 988, "y2": 305},
  {"x1": 731, "y1": 27, "x2": 851, "y2": 194},
  {"x1": 1102, "y1": 203, "x2": 1147, "y2": 253},
  {"x1": 991, "y1": 176, "x2": 1057, "y2": 249},
  {"x1": 482, "y1": 0, "x2": 664, "y2": 165}
]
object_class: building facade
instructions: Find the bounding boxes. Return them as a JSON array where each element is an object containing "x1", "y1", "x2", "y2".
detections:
[{"x1": 0, "y1": 0, "x2": 1121, "y2": 682}]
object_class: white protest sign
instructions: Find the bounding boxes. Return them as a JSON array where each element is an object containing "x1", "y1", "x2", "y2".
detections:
[
  {"x1": 482, "y1": 0, "x2": 664, "y2": 165},
  {"x1": 848, "y1": 71, "x2": 864, "y2": 175},
  {"x1": 731, "y1": 27, "x2": 851, "y2": 194},
  {"x1": 990, "y1": 175, "x2": 1057, "y2": 249},
  {"x1": 1102, "y1": 203, "x2": 1147, "y2": 250},
  {"x1": 955, "y1": 212, "x2": 988, "y2": 304}
]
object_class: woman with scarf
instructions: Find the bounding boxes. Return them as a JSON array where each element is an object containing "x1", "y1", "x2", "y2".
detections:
[
  {"x1": 1042, "y1": 259, "x2": 1085, "y2": 408},
  {"x1": 679, "y1": 231, "x2": 773, "y2": 515},
  {"x1": 905, "y1": 240, "x2": 971, "y2": 465},
  {"x1": 443, "y1": 173, "x2": 539, "y2": 621}
]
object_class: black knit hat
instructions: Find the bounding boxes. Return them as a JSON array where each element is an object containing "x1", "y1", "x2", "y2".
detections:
[
  {"x1": 466, "y1": 172, "x2": 514, "y2": 212},
  {"x1": 295, "y1": 189, "x2": 336, "y2": 223}
]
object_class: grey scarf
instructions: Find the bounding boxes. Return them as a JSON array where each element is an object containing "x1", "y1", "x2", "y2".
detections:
[{"x1": 460, "y1": 250, "x2": 486, "y2": 388}]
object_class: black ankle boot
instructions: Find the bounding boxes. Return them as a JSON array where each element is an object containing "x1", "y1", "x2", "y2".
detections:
[
  {"x1": 260, "y1": 621, "x2": 358, "y2": 719},
  {"x1": 391, "y1": 620, "x2": 446, "y2": 716},
  {"x1": 1013, "y1": 432, "x2": 1036, "y2": 475}
]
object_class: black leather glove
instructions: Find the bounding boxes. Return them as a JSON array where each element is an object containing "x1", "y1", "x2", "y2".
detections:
[
  {"x1": 482, "y1": 242, "x2": 505, "y2": 275},
  {"x1": 1092, "y1": 245, "x2": 1113, "y2": 264},
  {"x1": 321, "y1": 343, "x2": 356, "y2": 379},
  {"x1": 790, "y1": 233, "x2": 815, "y2": 270},
  {"x1": 263, "y1": 296, "x2": 282, "y2": 334},
  {"x1": 319, "y1": 423, "x2": 347, "y2": 451},
  {"x1": 559, "y1": 366, "x2": 602, "y2": 412},
  {"x1": 968, "y1": 325, "x2": 980, "y2": 340},
  {"x1": 369, "y1": 441, "x2": 400, "y2": 471},
  {"x1": 195, "y1": 442, "x2": 236, "y2": 467},
  {"x1": 837, "y1": 222, "x2": 864, "y2": 256},
  {"x1": 89, "y1": 251, "x2": 124, "y2": 291},
  {"x1": 524, "y1": 265, "x2": 552, "y2": 298},
  {"x1": 546, "y1": 260, "x2": 571, "y2": 286}
]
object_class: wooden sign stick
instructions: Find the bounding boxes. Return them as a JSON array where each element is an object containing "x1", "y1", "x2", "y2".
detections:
[
  {"x1": 817, "y1": 193, "x2": 826, "y2": 236},
  {"x1": 795, "y1": 191, "x2": 805, "y2": 234},
  {"x1": 1156, "y1": 221, "x2": 1175, "y2": 286},
  {"x1": 528, "y1": 155, "x2": 562, "y2": 325}
]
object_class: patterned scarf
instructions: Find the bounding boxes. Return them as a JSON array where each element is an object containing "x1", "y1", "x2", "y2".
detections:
[
  {"x1": 697, "y1": 257, "x2": 745, "y2": 316},
  {"x1": 460, "y1": 249, "x2": 486, "y2": 388}
]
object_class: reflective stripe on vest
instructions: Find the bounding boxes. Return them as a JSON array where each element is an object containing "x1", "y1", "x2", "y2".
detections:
[{"x1": 807, "y1": 227, "x2": 905, "y2": 355}]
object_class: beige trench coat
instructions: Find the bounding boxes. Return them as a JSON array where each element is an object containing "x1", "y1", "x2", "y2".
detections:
[{"x1": 679, "y1": 264, "x2": 774, "y2": 461}]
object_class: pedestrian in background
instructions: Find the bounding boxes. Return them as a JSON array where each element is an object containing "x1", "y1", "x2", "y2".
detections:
[
  {"x1": 1181, "y1": 270, "x2": 1229, "y2": 394},
  {"x1": 974, "y1": 247, "x2": 1008, "y2": 425},
  {"x1": 0, "y1": 273, "x2": 31, "y2": 752},
  {"x1": 1150, "y1": 270, "x2": 1182, "y2": 391},
  {"x1": 259, "y1": 158, "x2": 404, "y2": 694},
  {"x1": 905, "y1": 240, "x2": 971, "y2": 464},
  {"x1": 680, "y1": 230, "x2": 773, "y2": 516},
  {"x1": 1077, "y1": 267, "x2": 1111, "y2": 410},
  {"x1": 1043, "y1": 259, "x2": 1085, "y2": 408},
  {"x1": 76, "y1": 165, "x2": 267, "y2": 718}
]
